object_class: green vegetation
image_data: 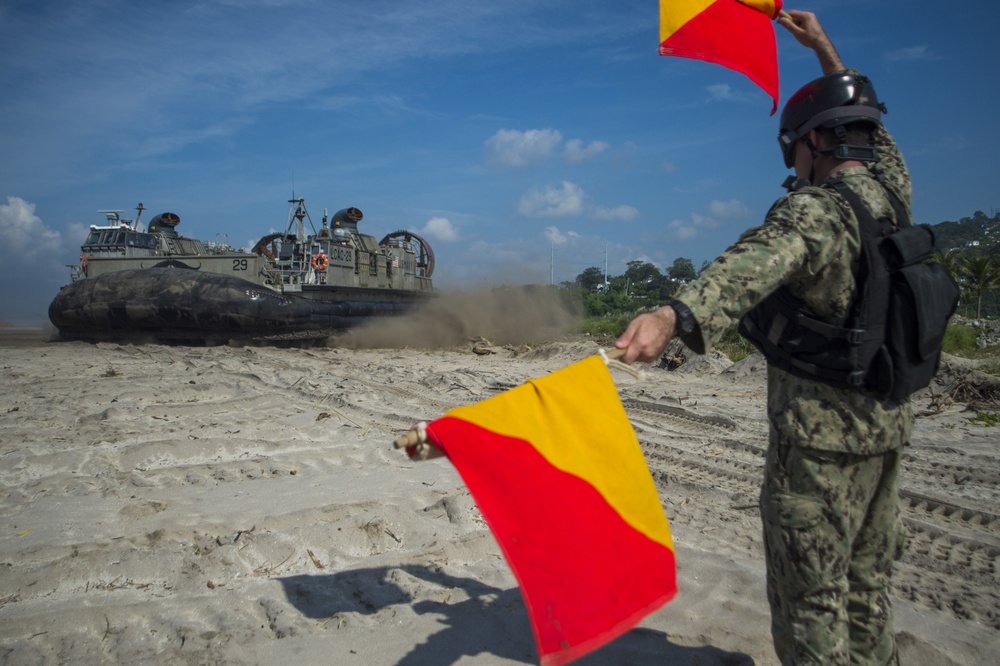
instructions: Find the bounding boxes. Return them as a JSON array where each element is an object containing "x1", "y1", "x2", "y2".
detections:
[
  {"x1": 930, "y1": 210, "x2": 1000, "y2": 255},
  {"x1": 942, "y1": 323, "x2": 980, "y2": 356},
  {"x1": 560, "y1": 209, "x2": 1000, "y2": 359},
  {"x1": 970, "y1": 411, "x2": 1000, "y2": 427},
  {"x1": 577, "y1": 313, "x2": 636, "y2": 338},
  {"x1": 939, "y1": 322, "x2": 1000, "y2": 369},
  {"x1": 561, "y1": 260, "x2": 689, "y2": 321},
  {"x1": 716, "y1": 325, "x2": 756, "y2": 362},
  {"x1": 567, "y1": 266, "x2": 997, "y2": 366},
  {"x1": 927, "y1": 210, "x2": 1000, "y2": 318}
]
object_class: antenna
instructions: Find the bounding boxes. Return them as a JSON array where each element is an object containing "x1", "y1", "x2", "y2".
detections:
[
  {"x1": 604, "y1": 242, "x2": 609, "y2": 291},
  {"x1": 134, "y1": 202, "x2": 145, "y2": 230}
]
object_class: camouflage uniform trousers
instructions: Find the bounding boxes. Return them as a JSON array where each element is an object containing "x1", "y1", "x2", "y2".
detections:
[{"x1": 760, "y1": 437, "x2": 904, "y2": 665}]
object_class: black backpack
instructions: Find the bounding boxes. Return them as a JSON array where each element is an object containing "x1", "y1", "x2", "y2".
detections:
[{"x1": 739, "y1": 178, "x2": 960, "y2": 403}]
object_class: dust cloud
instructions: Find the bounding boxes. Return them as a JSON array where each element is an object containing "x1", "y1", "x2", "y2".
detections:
[{"x1": 328, "y1": 286, "x2": 584, "y2": 349}]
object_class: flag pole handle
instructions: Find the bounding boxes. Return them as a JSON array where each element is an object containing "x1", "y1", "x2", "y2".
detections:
[
  {"x1": 599, "y1": 347, "x2": 643, "y2": 380},
  {"x1": 736, "y1": 0, "x2": 792, "y2": 22},
  {"x1": 394, "y1": 429, "x2": 422, "y2": 449},
  {"x1": 394, "y1": 422, "x2": 445, "y2": 460}
]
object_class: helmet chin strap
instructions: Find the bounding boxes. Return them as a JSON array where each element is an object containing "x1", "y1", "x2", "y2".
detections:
[
  {"x1": 803, "y1": 135, "x2": 843, "y2": 183},
  {"x1": 802, "y1": 134, "x2": 823, "y2": 184},
  {"x1": 804, "y1": 135, "x2": 837, "y2": 161},
  {"x1": 781, "y1": 137, "x2": 822, "y2": 191},
  {"x1": 781, "y1": 131, "x2": 853, "y2": 191},
  {"x1": 780, "y1": 138, "x2": 815, "y2": 191}
]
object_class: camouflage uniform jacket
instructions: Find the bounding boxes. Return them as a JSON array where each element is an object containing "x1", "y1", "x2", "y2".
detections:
[{"x1": 674, "y1": 125, "x2": 912, "y2": 455}]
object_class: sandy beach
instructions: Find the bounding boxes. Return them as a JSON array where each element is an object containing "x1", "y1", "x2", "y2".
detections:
[{"x1": 1, "y1": 319, "x2": 998, "y2": 664}]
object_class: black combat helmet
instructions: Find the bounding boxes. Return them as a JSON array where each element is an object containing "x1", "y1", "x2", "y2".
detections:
[{"x1": 778, "y1": 72, "x2": 885, "y2": 168}]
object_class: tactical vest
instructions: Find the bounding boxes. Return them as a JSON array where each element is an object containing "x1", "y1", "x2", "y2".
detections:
[{"x1": 739, "y1": 177, "x2": 959, "y2": 403}]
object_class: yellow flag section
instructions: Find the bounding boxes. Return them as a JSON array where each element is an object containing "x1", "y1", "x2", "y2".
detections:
[
  {"x1": 659, "y1": 0, "x2": 783, "y2": 113},
  {"x1": 659, "y1": 0, "x2": 781, "y2": 39},
  {"x1": 425, "y1": 356, "x2": 676, "y2": 666}
]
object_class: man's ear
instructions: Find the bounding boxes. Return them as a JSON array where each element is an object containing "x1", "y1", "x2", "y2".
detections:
[{"x1": 807, "y1": 128, "x2": 826, "y2": 150}]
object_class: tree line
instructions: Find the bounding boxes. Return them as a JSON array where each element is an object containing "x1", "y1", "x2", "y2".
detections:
[
  {"x1": 560, "y1": 209, "x2": 1000, "y2": 320},
  {"x1": 560, "y1": 258, "x2": 697, "y2": 318},
  {"x1": 932, "y1": 249, "x2": 1000, "y2": 319}
]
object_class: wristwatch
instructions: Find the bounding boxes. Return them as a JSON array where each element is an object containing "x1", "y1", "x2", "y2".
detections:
[{"x1": 667, "y1": 299, "x2": 696, "y2": 336}]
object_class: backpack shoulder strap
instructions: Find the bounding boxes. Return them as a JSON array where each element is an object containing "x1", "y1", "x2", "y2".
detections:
[
  {"x1": 824, "y1": 177, "x2": 887, "y2": 239},
  {"x1": 821, "y1": 177, "x2": 893, "y2": 344},
  {"x1": 825, "y1": 175, "x2": 912, "y2": 233}
]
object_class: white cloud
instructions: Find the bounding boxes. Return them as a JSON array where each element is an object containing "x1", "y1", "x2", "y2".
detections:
[
  {"x1": 707, "y1": 83, "x2": 734, "y2": 101},
  {"x1": 544, "y1": 226, "x2": 567, "y2": 245},
  {"x1": 518, "y1": 181, "x2": 585, "y2": 218},
  {"x1": 518, "y1": 182, "x2": 637, "y2": 223},
  {"x1": 885, "y1": 45, "x2": 931, "y2": 62},
  {"x1": 668, "y1": 198, "x2": 750, "y2": 241},
  {"x1": 563, "y1": 138, "x2": 609, "y2": 164},
  {"x1": 135, "y1": 116, "x2": 255, "y2": 160},
  {"x1": 707, "y1": 198, "x2": 750, "y2": 220},
  {"x1": 66, "y1": 222, "x2": 88, "y2": 245},
  {"x1": 485, "y1": 128, "x2": 563, "y2": 167},
  {"x1": 690, "y1": 212, "x2": 719, "y2": 229},
  {"x1": 422, "y1": 216, "x2": 458, "y2": 242},
  {"x1": 590, "y1": 204, "x2": 639, "y2": 223},
  {"x1": 669, "y1": 218, "x2": 700, "y2": 241},
  {"x1": 0, "y1": 196, "x2": 62, "y2": 257},
  {"x1": 706, "y1": 83, "x2": 755, "y2": 104}
]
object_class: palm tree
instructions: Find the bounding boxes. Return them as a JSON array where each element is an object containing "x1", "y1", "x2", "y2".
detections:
[
  {"x1": 931, "y1": 248, "x2": 963, "y2": 283},
  {"x1": 960, "y1": 254, "x2": 1000, "y2": 318}
]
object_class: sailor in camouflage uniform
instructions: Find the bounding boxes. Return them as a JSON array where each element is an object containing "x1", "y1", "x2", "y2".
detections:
[{"x1": 616, "y1": 11, "x2": 909, "y2": 666}]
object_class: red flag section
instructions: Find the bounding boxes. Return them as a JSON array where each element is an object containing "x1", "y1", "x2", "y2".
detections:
[
  {"x1": 422, "y1": 356, "x2": 676, "y2": 666},
  {"x1": 659, "y1": 0, "x2": 783, "y2": 113}
]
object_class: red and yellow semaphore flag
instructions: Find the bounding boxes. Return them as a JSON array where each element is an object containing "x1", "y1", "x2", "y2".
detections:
[
  {"x1": 411, "y1": 355, "x2": 676, "y2": 666},
  {"x1": 659, "y1": 0, "x2": 784, "y2": 113}
]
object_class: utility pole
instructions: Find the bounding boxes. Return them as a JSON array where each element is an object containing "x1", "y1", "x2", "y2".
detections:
[
  {"x1": 604, "y1": 243, "x2": 609, "y2": 291},
  {"x1": 550, "y1": 242, "x2": 554, "y2": 286}
]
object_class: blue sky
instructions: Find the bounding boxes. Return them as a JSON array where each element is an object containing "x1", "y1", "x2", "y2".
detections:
[{"x1": 2, "y1": 0, "x2": 998, "y2": 324}]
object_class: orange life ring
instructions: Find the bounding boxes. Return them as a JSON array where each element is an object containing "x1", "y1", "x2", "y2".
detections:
[{"x1": 311, "y1": 253, "x2": 328, "y2": 271}]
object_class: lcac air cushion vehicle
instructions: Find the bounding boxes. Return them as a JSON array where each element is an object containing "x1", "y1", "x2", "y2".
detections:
[{"x1": 48, "y1": 198, "x2": 435, "y2": 343}]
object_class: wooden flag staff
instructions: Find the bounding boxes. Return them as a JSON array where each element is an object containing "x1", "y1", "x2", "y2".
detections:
[{"x1": 734, "y1": 0, "x2": 792, "y2": 21}]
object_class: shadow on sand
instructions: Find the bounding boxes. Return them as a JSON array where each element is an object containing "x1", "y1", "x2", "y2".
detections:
[{"x1": 278, "y1": 564, "x2": 754, "y2": 665}]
